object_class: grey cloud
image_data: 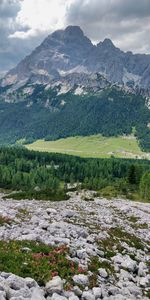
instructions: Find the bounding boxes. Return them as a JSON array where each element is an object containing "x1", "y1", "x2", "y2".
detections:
[
  {"x1": 67, "y1": 0, "x2": 150, "y2": 22},
  {"x1": 0, "y1": 0, "x2": 22, "y2": 72},
  {"x1": 0, "y1": 0, "x2": 20, "y2": 18},
  {"x1": 0, "y1": 0, "x2": 46, "y2": 73}
]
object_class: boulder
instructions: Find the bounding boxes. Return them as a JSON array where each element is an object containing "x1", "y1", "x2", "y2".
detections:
[
  {"x1": 31, "y1": 287, "x2": 46, "y2": 300},
  {"x1": 73, "y1": 274, "x2": 89, "y2": 287},
  {"x1": 45, "y1": 276, "x2": 63, "y2": 295}
]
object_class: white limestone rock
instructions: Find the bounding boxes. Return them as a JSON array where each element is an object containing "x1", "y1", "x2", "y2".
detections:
[
  {"x1": 45, "y1": 276, "x2": 63, "y2": 295},
  {"x1": 73, "y1": 274, "x2": 89, "y2": 287}
]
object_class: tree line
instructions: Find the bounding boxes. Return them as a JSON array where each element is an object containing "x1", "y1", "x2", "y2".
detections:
[{"x1": 0, "y1": 147, "x2": 150, "y2": 201}]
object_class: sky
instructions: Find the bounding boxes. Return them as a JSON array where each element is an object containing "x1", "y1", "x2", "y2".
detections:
[{"x1": 0, "y1": 0, "x2": 150, "y2": 75}]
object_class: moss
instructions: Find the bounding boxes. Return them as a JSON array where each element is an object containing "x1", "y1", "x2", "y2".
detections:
[
  {"x1": 82, "y1": 197, "x2": 95, "y2": 202},
  {"x1": 146, "y1": 290, "x2": 150, "y2": 299},
  {"x1": 0, "y1": 240, "x2": 82, "y2": 286},
  {"x1": 5, "y1": 190, "x2": 70, "y2": 201},
  {"x1": 138, "y1": 223, "x2": 148, "y2": 229},
  {"x1": 88, "y1": 256, "x2": 115, "y2": 289},
  {"x1": 97, "y1": 226, "x2": 145, "y2": 261},
  {"x1": 0, "y1": 215, "x2": 12, "y2": 226},
  {"x1": 127, "y1": 216, "x2": 138, "y2": 223},
  {"x1": 16, "y1": 208, "x2": 31, "y2": 221}
]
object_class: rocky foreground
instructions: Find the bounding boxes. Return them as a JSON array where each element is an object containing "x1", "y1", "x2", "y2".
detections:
[{"x1": 0, "y1": 191, "x2": 150, "y2": 300}]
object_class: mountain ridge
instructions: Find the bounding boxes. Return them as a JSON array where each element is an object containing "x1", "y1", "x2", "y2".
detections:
[
  {"x1": 0, "y1": 26, "x2": 150, "y2": 152},
  {"x1": 1, "y1": 25, "x2": 150, "y2": 94}
]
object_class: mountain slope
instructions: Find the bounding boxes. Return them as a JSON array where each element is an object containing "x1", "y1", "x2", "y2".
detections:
[
  {"x1": 1, "y1": 25, "x2": 150, "y2": 93},
  {"x1": 0, "y1": 85, "x2": 150, "y2": 151},
  {"x1": 0, "y1": 26, "x2": 150, "y2": 151}
]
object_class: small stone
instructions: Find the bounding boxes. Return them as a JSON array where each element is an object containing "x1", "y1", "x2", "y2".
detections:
[
  {"x1": 73, "y1": 286, "x2": 82, "y2": 297},
  {"x1": 0, "y1": 272, "x2": 11, "y2": 279},
  {"x1": 46, "y1": 208, "x2": 57, "y2": 214},
  {"x1": 86, "y1": 236, "x2": 95, "y2": 244},
  {"x1": 31, "y1": 287, "x2": 46, "y2": 300},
  {"x1": 82, "y1": 290, "x2": 95, "y2": 300},
  {"x1": 0, "y1": 291, "x2": 6, "y2": 300},
  {"x1": 51, "y1": 293, "x2": 67, "y2": 300},
  {"x1": 138, "y1": 262, "x2": 148, "y2": 277},
  {"x1": 98, "y1": 268, "x2": 108, "y2": 278},
  {"x1": 139, "y1": 275, "x2": 150, "y2": 288},
  {"x1": 96, "y1": 249, "x2": 105, "y2": 257},
  {"x1": 63, "y1": 210, "x2": 76, "y2": 218},
  {"x1": 128, "y1": 284, "x2": 142, "y2": 297},
  {"x1": 108, "y1": 286, "x2": 120, "y2": 296},
  {"x1": 69, "y1": 295, "x2": 79, "y2": 300},
  {"x1": 10, "y1": 298, "x2": 24, "y2": 300},
  {"x1": 121, "y1": 256, "x2": 137, "y2": 273},
  {"x1": 25, "y1": 277, "x2": 37, "y2": 288},
  {"x1": 77, "y1": 249, "x2": 86, "y2": 259},
  {"x1": 93, "y1": 287, "x2": 102, "y2": 299},
  {"x1": 7, "y1": 287, "x2": 31, "y2": 299},
  {"x1": 103, "y1": 295, "x2": 125, "y2": 300},
  {"x1": 21, "y1": 247, "x2": 32, "y2": 253}
]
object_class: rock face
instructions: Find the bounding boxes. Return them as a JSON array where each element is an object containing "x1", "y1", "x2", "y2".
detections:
[
  {"x1": 0, "y1": 191, "x2": 149, "y2": 299},
  {"x1": 1, "y1": 25, "x2": 150, "y2": 94}
]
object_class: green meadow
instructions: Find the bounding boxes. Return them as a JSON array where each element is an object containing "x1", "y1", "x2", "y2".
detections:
[{"x1": 26, "y1": 135, "x2": 149, "y2": 159}]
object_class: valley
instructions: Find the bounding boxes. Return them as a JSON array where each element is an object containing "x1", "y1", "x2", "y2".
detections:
[
  {"x1": 0, "y1": 26, "x2": 150, "y2": 152},
  {"x1": 0, "y1": 21, "x2": 150, "y2": 300},
  {"x1": 26, "y1": 134, "x2": 149, "y2": 159}
]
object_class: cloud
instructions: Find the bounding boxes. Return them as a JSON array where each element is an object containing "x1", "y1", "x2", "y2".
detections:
[
  {"x1": 0, "y1": 0, "x2": 74, "y2": 73},
  {"x1": 11, "y1": 0, "x2": 73, "y2": 39},
  {"x1": 0, "y1": 0, "x2": 20, "y2": 18}
]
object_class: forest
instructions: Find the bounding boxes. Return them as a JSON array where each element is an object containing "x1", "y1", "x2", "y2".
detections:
[
  {"x1": 0, "y1": 146, "x2": 150, "y2": 201},
  {"x1": 0, "y1": 85, "x2": 150, "y2": 151}
]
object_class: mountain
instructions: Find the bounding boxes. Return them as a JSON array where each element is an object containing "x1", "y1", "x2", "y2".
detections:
[
  {"x1": 1, "y1": 25, "x2": 150, "y2": 93},
  {"x1": 0, "y1": 26, "x2": 150, "y2": 151}
]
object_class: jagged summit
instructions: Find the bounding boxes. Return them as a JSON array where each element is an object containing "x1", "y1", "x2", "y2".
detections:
[
  {"x1": 0, "y1": 26, "x2": 150, "y2": 151},
  {"x1": 64, "y1": 25, "x2": 84, "y2": 36},
  {"x1": 1, "y1": 25, "x2": 150, "y2": 91},
  {"x1": 102, "y1": 38, "x2": 115, "y2": 48},
  {"x1": 50, "y1": 26, "x2": 84, "y2": 40},
  {"x1": 97, "y1": 38, "x2": 116, "y2": 50},
  {"x1": 45, "y1": 25, "x2": 90, "y2": 46}
]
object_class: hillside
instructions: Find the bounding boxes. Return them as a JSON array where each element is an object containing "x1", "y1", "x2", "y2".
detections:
[
  {"x1": 0, "y1": 147, "x2": 149, "y2": 299},
  {"x1": 0, "y1": 26, "x2": 150, "y2": 151},
  {"x1": 1, "y1": 26, "x2": 150, "y2": 92},
  {"x1": 0, "y1": 192, "x2": 149, "y2": 299},
  {"x1": 0, "y1": 85, "x2": 150, "y2": 151}
]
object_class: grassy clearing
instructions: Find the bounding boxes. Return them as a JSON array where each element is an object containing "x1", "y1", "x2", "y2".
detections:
[
  {"x1": 26, "y1": 135, "x2": 147, "y2": 159},
  {"x1": 0, "y1": 240, "x2": 84, "y2": 286}
]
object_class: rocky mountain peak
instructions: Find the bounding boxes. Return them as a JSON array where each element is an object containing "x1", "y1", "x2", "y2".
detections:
[
  {"x1": 97, "y1": 38, "x2": 116, "y2": 50},
  {"x1": 64, "y1": 25, "x2": 84, "y2": 37},
  {"x1": 1, "y1": 25, "x2": 150, "y2": 92},
  {"x1": 50, "y1": 25, "x2": 88, "y2": 44}
]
